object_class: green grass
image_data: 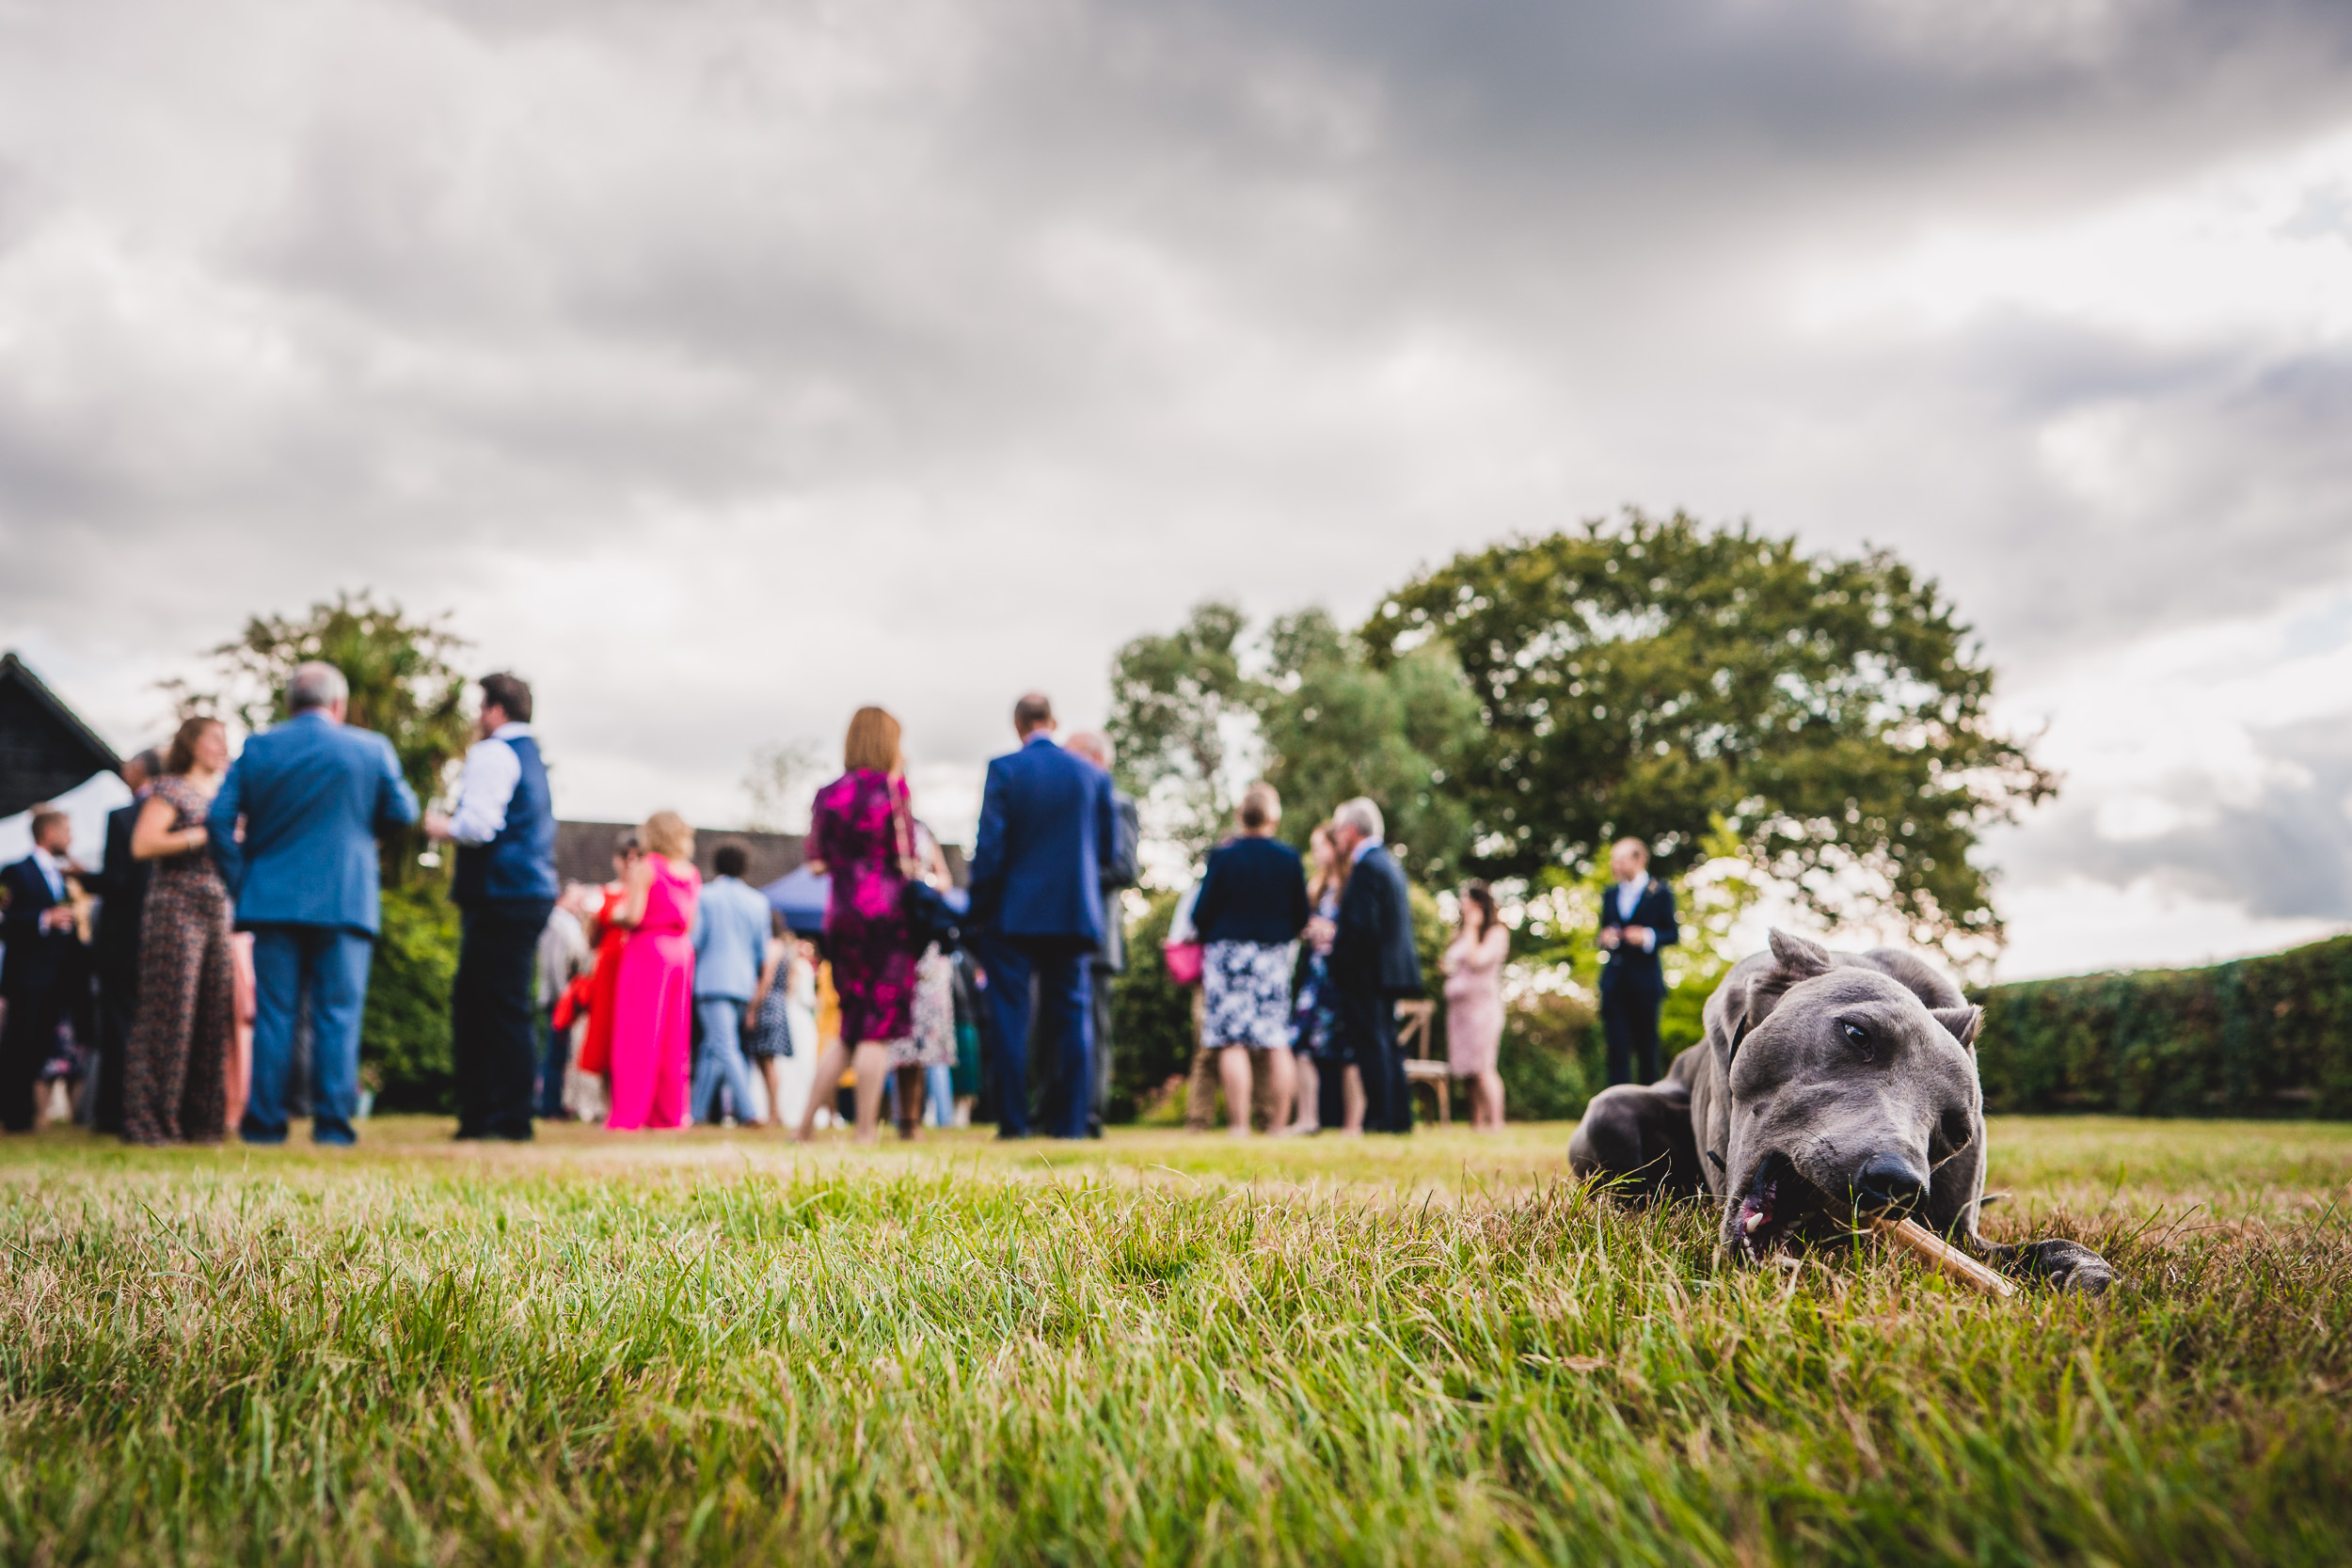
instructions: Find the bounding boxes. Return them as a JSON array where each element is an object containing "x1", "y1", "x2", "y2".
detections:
[{"x1": 3, "y1": 1117, "x2": 2349, "y2": 1564}]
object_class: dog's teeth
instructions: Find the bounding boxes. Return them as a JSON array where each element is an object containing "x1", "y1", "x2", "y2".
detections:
[{"x1": 1743, "y1": 1212, "x2": 1764, "y2": 1233}]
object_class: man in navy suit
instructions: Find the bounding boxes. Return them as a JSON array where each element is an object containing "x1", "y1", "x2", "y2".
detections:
[
  {"x1": 208, "y1": 662, "x2": 419, "y2": 1145},
  {"x1": 1327, "y1": 797, "x2": 1423, "y2": 1134},
  {"x1": 1597, "y1": 836, "x2": 1679, "y2": 1085},
  {"x1": 1, "y1": 806, "x2": 87, "y2": 1132},
  {"x1": 967, "y1": 692, "x2": 1119, "y2": 1139}
]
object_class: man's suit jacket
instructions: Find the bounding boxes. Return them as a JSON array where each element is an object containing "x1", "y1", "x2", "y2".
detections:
[
  {"x1": 208, "y1": 711, "x2": 420, "y2": 935},
  {"x1": 1094, "y1": 791, "x2": 1140, "y2": 974},
  {"x1": 92, "y1": 800, "x2": 151, "y2": 989},
  {"x1": 1597, "y1": 877, "x2": 1678, "y2": 1001},
  {"x1": 0, "y1": 856, "x2": 80, "y2": 998},
  {"x1": 967, "y1": 735, "x2": 1119, "y2": 944},
  {"x1": 1330, "y1": 845, "x2": 1422, "y2": 999}
]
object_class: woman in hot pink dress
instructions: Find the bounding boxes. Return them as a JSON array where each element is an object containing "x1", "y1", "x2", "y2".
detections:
[{"x1": 607, "y1": 811, "x2": 700, "y2": 1131}]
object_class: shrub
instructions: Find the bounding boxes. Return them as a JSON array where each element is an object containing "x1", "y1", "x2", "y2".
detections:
[
  {"x1": 362, "y1": 879, "x2": 461, "y2": 1112},
  {"x1": 1500, "y1": 990, "x2": 1598, "y2": 1121},
  {"x1": 1973, "y1": 933, "x2": 2352, "y2": 1118},
  {"x1": 1108, "y1": 890, "x2": 1196, "y2": 1123}
]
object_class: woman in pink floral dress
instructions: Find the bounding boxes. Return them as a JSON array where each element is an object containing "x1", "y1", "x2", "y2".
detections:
[{"x1": 793, "y1": 706, "x2": 914, "y2": 1145}]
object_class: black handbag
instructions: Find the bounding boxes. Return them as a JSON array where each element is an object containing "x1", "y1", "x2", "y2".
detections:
[{"x1": 894, "y1": 798, "x2": 963, "y2": 954}]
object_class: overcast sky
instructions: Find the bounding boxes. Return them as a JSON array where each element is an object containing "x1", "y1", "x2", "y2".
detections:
[{"x1": 5, "y1": 0, "x2": 2352, "y2": 979}]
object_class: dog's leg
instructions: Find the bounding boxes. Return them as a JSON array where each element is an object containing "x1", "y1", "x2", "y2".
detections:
[
  {"x1": 1974, "y1": 1237, "x2": 2117, "y2": 1295},
  {"x1": 1568, "y1": 1085, "x2": 1703, "y2": 1203}
]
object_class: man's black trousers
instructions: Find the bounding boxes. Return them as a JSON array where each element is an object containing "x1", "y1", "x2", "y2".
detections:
[
  {"x1": 453, "y1": 899, "x2": 552, "y2": 1140},
  {"x1": 1334, "y1": 983, "x2": 1411, "y2": 1133},
  {"x1": 0, "y1": 980, "x2": 65, "y2": 1132},
  {"x1": 1600, "y1": 984, "x2": 1662, "y2": 1086}
]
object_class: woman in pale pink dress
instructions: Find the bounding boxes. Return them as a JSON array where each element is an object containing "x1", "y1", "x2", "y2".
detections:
[
  {"x1": 606, "y1": 811, "x2": 700, "y2": 1131},
  {"x1": 1442, "y1": 880, "x2": 1510, "y2": 1131}
]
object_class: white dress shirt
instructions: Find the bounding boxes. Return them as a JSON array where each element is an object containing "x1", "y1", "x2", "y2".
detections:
[
  {"x1": 446, "y1": 721, "x2": 533, "y2": 847},
  {"x1": 28, "y1": 845, "x2": 65, "y2": 901},
  {"x1": 1614, "y1": 875, "x2": 1656, "y2": 951}
]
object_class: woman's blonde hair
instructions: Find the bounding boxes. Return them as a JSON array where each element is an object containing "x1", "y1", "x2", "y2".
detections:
[
  {"x1": 844, "y1": 705, "x2": 904, "y2": 775},
  {"x1": 641, "y1": 810, "x2": 694, "y2": 863}
]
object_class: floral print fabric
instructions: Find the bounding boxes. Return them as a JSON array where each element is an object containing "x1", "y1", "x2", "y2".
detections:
[{"x1": 811, "y1": 768, "x2": 915, "y2": 1047}]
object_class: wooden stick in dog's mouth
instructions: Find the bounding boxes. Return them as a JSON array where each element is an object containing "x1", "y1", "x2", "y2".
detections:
[{"x1": 1870, "y1": 1216, "x2": 2019, "y2": 1299}]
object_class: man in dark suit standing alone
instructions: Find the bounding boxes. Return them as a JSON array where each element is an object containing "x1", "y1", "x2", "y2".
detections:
[
  {"x1": 209, "y1": 661, "x2": 419, "y2": 1145},
  {"x1": 0, "y1": 806, "x2": 87, "y2": 1132},
  {"x1": 1062, "y1": 731, "x2": 1138, "y2": 1138},
  {"x1": 967, "y1": 693, "x2": 1119, "y2": 1140},
  {"x1": 1597, "y1": 836, "x2": 1678, "y2": 1085},
  {"x1": 89, "y1": 747, "x2": 162, "y2": 1133},
  {"x1": 1327, "y1": 797, "x2": 1422, "y2": 1134}
]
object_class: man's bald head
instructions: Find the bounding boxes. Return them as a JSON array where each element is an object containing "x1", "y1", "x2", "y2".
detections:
[
  {"x1": 1065, "y1": 730, "x2": 1110, "y2": 769},
  {"x1": 1013, "y1": 692, "x2": 1055, "y2": 738}
]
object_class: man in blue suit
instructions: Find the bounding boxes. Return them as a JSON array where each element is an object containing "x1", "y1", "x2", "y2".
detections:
[
  {"x1": 967, "y1": 692, "x2": 1119, "y2": 1139},
  {"x1": 208, "y1": 662, "x2": 419, "y2": 1145},
  {"x1": 1596, "y1": 836, "x2": 1679, "y2": 1085}
]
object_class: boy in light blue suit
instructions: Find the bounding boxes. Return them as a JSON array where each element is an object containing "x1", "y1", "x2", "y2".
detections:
[{"x1": 208, "y1": 661, "x2": 418, "y2": 1145}]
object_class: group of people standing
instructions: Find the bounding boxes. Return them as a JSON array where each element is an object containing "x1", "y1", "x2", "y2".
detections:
[{"x1": 1, "y1": 657, "x2": 1685, "y2": 1148}]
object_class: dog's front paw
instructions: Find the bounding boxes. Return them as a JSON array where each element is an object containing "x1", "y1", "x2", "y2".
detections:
[{"x1": 1991, "y1": 1238, "x2": 2116, "y2": 1295}]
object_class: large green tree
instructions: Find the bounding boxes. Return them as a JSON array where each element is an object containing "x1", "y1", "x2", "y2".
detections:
[
  {"x1": 1363, "y1": 512, "x2": 2054, "y2": 953},
  {"x1": 1105, "y1": 602, "x2": 1483, "y2": 878},
  {"x1": 172, "y1": 590, "x2": 474, "y2": 884}
]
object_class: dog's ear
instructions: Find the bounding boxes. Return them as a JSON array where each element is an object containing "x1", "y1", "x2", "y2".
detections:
[
  {"x1": 1766, "y1": 927, "x2": 1833, "y2": 981},
  {"x1": 1931, "y1": 1005, "x2": 1981, "y2": 1050}
]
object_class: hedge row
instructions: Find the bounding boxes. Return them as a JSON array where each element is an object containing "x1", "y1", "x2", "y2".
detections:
[{"x1": 1972, "y1": 933, "x2": 2352, "y2": 1118}]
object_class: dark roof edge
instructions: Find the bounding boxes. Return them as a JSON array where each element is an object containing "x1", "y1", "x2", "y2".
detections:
[{"x1": 1, "y1": 650, "x2": 124, "y2": 774}]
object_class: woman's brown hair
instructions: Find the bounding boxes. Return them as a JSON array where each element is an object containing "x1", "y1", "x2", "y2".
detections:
[
  {"x1": 843, "y1": 705, "x2": 904, "y2": 775},
  {"x1": 1461, "y1": 879, "x2": 1498, "y2": 939},
  {"x1": 165, "y1": 717, "x2": 224, "y2": 777}
]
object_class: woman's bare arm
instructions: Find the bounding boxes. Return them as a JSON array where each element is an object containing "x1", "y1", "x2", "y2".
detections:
[{"x1": 130, "y1": 794, "x2": 204, "y2": 861}]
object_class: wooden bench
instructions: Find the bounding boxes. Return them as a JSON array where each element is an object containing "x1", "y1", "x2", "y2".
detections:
[{"x1": 1396, "y1": 1000, "x2": 1450, "y2": 1127}]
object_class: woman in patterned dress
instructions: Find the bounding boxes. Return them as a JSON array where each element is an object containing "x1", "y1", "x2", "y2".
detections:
[
  {"x1": 1192, "y1": 782, "x2": 1311, "y2": 1135},
  {"x1": 120, "y1": 717, "x2": 236, "y2": 1146},
  {"x1": 794, "y1": 706, "x2": 914, "y2": 1146}
]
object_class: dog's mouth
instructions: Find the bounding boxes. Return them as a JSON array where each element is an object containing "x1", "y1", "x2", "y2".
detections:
[{"x1": 1730, "y1": 1151, "x2": 1833, "y2": 1261}]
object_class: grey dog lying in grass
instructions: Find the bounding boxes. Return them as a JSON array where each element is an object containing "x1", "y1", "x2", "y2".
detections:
[{"x1": 1568, "y1": 928, "x2": 2116, "y2": 1293}]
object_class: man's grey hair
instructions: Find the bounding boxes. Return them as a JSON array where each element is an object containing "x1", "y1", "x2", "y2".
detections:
[
  {"x1": 1334, "y1": 797, "x2": 1384, "y2": 841},
  {"x1": 287, "y1": 661, "x2": 349, "y2": 713}
]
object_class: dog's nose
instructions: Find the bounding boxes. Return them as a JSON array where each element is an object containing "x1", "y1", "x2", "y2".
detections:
[{"x1": 1851, "y1": 1153, "x2": 1929, "y2": 1215}]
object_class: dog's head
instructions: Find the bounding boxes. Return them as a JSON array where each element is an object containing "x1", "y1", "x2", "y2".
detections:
[{"x1": 1715, "y1": 929, "x2": 1982, "y2": 1261}]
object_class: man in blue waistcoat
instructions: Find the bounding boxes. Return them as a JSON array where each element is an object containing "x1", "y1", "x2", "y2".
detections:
[
  {"x1": 208, "y1": 662, "x2": 419, "y2": 1145},
  {"x1": 425, "y1": 672, "x2": 559, "y2": 1141}
]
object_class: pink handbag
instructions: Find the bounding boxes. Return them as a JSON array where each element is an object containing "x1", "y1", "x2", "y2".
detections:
[{"x1": 1162, "y1": 939, "x2": 1204, "y2": 986}]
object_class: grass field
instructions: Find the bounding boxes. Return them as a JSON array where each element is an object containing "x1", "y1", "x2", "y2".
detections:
[{"x1": 3, "y1": 1116, "x2": 2348, "y2": 1565}]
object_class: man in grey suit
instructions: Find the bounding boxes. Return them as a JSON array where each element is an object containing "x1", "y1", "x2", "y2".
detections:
[
  {"x1": 1062, "y1": 732, "x2": 1137, "y2": 1137},
  {"x1": 208, "y1": 662, "x2": 418, "y2": 1145}
]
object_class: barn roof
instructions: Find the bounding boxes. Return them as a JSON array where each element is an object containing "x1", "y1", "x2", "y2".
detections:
[{"x1": 0, "y1": 651, "x2": 122, "y2": 818}]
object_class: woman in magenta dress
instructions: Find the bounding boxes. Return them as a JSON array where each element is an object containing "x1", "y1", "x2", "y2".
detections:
[
  {"x1": 607, "y1": 811, "x2": 700, "y2": 1131},
  {"x1": 793, "y1": 706, "x2": 914, "y2": 1145}
]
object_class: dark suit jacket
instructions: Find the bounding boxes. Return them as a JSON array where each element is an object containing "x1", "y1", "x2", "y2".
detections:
[
  {"x1": 92, "y1": 800, "x2": 151, "y2": 988},
  {"x1": 1330, "y1": 844, "x2": 1422, "y2": 999},
  {"x1": 208, "y1": 711, "x2": 418, "y2": 935},
  {"x1": 0, "y1": 857, "x2": 80, "y2": 998},
  {"x1": 1597, "y1": 877, "x2": 1678, "y2": 1001},
  {"x1": 967, "y1": 735, "x2": 1119, "y2": 944},
  {"x1": 1094, "y1": 791, "x2": 1140, "y2": 974}
]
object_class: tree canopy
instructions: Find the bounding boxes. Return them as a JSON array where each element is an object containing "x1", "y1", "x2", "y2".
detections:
[
  {"x1": 1363, "y1": 511, "x2": 2054, "y2": 952},
  {"x1": 1106, "y1": 601, "x2": 1483, "y2": 878},
  {"x1": 172, "y1": 590, "x2": 473, "y2": 882}
]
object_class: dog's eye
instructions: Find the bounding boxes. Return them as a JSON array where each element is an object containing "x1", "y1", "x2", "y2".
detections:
[{"x1": 1839, "y1": 1021, "x2": 1874, "y2": 1058}]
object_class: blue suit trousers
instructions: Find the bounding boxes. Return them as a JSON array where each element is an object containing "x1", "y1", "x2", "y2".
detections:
[
  {"x1": 246, "y1": 925, "x2": 373, "y2": 1145},
  {"x1": 976, "y1": 935, "x2": 1092, "y2": 1138},
  {"x1": 691, "y1": 997, "x2": 755, "y2": 1124}
]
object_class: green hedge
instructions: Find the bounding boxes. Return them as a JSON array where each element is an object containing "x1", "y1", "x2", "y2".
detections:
[
  {"x1": 362, "y1": 880, "x2": 461, "y2": 1113},
  {"x1": 1973, "y1": 934, "x2": 2352, "y2": 1118}
]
